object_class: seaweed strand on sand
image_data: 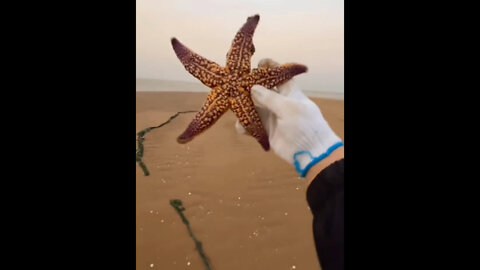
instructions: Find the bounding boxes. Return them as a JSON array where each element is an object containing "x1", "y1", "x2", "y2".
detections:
[
  {"x1": 136, "y1": 110, "x2": 197, "y2": 176},
  {"x1": 170, "y1": 199, "x2": 213, "y2": 270}
]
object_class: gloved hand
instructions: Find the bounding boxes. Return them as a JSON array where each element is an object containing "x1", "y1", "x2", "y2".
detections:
[{"x1": 236, "y1": 58, "x2": 343, "y2": 177}]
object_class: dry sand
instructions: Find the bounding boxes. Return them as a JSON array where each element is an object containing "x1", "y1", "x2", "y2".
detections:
[{"x1": 136, "y1": 92, "x2": 344, "y2": 270}]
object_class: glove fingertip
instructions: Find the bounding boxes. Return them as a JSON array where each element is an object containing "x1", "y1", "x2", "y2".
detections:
[{"x1": 235, "y1": 120, "x2": 247, "y2": 134}]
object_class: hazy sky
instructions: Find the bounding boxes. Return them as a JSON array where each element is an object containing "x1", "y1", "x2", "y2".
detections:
[{"x1": 136, "y1": 0, "x2": 344, "y2": 94}]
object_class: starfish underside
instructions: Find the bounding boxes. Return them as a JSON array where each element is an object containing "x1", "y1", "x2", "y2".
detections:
[{"x1": 171, "y1": 14, "x2": 307, "y2": 151}]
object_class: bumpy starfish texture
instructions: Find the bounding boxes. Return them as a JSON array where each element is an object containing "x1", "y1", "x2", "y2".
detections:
[{"x1": 171, "y1": 14, "x2": 307, "y2": 151}]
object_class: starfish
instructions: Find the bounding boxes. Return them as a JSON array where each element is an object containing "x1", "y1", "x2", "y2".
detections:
[{"x1": 171, "y1": 14, "x2": 307, "y2": 151}]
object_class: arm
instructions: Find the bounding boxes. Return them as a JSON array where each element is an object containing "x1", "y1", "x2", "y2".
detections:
[
  {"x1": 236, "y1": 58, "x2": 344, "y2": 270},
  {"x1": 306, "y1": 157, "x2": 344, "y2": 270},
  {"x1": 250, "y1": 82, "x2": 344, "y2": 270}
]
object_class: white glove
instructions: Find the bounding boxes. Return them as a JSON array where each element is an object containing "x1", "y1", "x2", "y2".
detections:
[{"x1": 236, "y1": 59, "x2": 343, "y2": 177}]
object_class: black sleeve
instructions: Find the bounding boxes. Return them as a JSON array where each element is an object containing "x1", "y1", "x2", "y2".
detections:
[{"x1": 306, "y1": 159, "x2": 344, "y2": 270}]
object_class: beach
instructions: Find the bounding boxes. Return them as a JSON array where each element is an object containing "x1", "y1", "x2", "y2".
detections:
[{"x1": 136, "y1": 91, "x2": 344, "y2": 270}]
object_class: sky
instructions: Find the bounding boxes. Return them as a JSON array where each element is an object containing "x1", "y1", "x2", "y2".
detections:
[{"x1": 136, "y1": 0, "x2": 344, "y2": 94}]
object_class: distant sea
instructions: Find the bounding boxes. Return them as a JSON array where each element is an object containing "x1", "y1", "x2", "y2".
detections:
[{"x1": 136, "y1": 79, "x2": 344, "y2": 100}]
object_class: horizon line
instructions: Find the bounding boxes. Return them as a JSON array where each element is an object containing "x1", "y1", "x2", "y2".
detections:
[{"x1": 136, "y1": 78, "x2": 344, "y2": 99}]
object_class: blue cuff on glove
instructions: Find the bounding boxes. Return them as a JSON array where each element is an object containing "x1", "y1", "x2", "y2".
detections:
[{"x1": 293, "y1": 141, "x2": 344, "y2": 177}]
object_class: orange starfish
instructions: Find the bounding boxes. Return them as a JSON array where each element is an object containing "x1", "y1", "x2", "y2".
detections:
[{"x1": 171, "y1": 14, "x2": 307, "y2": 151}]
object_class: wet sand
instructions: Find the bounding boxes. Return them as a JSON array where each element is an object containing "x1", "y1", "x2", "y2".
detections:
[{"x1": 136, "y1": 92, "x2": 344, "y2": 270}]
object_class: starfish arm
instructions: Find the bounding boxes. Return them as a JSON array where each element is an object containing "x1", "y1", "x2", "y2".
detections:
[
  {"x1": 230, "y1": 89, "x2": 270, "y2": 151},
  {"x1": 251, "y1": 63, "x2": 308, "y2": 89},
  {"x1": 177, "y1": 87, "x2": 229, "y2": 143},
  {"x1": 171, "y1": 38, "x2": 226, "y2": 88},
  {"x1": 226, "y1": 15, "x2": 260, "y2": 73}
]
